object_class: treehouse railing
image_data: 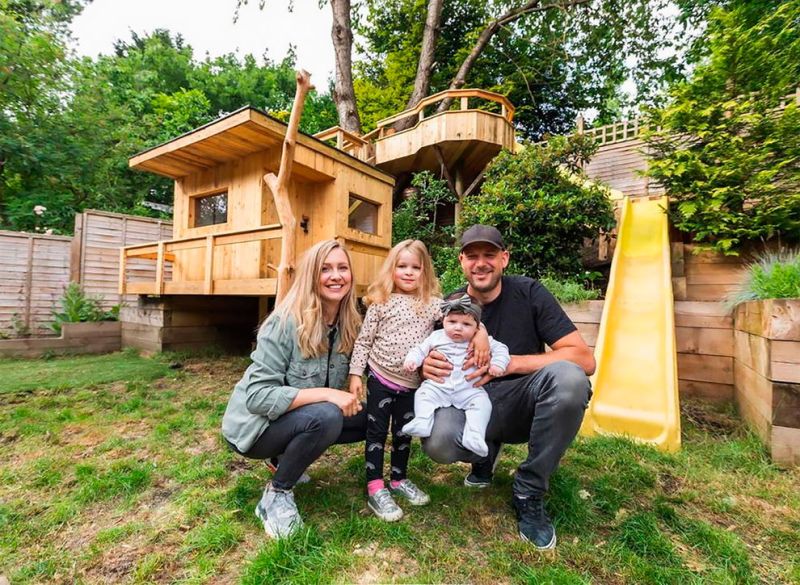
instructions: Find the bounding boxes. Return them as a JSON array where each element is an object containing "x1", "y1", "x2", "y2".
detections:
[
  {"x1": 119, "y1": 223, "x2": 282, "y2": 296},
  {"x1": 371, "y1": 88, "x2": 516, "y2": 140},
  {"x1": 313, "y1": 126, "x2": 374, "y2": 163}
]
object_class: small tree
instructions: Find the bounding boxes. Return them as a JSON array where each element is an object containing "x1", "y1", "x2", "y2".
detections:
[
  {"x1": 460, "y1": 134, "x2": 615, "y2": 279},
  {"x1": 643, "y1": 1, "x2": 800, "y2": 254}
]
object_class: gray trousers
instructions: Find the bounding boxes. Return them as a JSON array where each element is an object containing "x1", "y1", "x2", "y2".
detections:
[{"x1": 420, "y1": 360, "x2": 592, "y2": 497}]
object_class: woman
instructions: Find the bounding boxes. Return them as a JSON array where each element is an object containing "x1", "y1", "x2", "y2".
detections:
[{"x1": 222, "y1": 239, "x2": 365, "y2": 539}]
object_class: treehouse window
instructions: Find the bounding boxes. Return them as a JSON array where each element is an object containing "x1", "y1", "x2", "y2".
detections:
[
  {"x1": 348, "y1": 195, "x2": 379, "y2": 234},
  {"x1": 193, "y1": 192, "x2": 228, "y2": 227}
]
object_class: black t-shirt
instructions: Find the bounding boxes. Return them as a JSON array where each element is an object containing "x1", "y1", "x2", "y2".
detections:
[{"x1": 458, "y1": 275, "x2": 576, "y2": 356}]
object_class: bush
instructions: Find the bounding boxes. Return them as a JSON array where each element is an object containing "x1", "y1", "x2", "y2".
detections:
[
  {"x1": 460, "y1": 134, "x2": 616, "y2": 279},
  {"x1": 50, "y1": 283, "x2": 119, "y2": 334},
  {"x1": 725, "y1": 250, "x2": 800, "y2": 308},
  {"x1": 643, "y1": 2, "x2": 800, "y2": 254},
  {"x1": 539, "y1": 276, "x2": 601, "y2": 304}
]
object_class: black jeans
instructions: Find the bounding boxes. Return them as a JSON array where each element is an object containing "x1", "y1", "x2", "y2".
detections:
[
  {"x1": 231, "y1": 401, "x2": 367, "y2": 490},
  {"x1": 365, "y1": 374, "x2": 415, "y2": 483},
  {"x1": 421, "y1": 361, "x2": 592, "y2": 497}
]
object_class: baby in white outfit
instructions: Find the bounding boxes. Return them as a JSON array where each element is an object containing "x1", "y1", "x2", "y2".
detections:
[{"x1": 402, "y1": 294, "x2": 510, "y2": 457}]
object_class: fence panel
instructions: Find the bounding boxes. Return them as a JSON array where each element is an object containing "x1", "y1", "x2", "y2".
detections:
[{"x1": 0, "y1": 231, "x2": 72, "y2": 336}]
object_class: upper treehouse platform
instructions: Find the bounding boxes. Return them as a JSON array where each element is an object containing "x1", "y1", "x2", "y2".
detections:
[
  {"x1": 315, "y1": 89, "x2": 516, "y2": 190},
  {"x1": 120, "y1": 107, "x2": 395, "y2": 298}
]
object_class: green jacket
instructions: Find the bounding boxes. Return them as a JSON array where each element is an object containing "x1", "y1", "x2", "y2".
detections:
[{"x1": 221, "y1": 314, "x2": 351, "y2": 453}]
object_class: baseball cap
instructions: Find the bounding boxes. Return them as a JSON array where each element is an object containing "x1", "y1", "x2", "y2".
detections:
[{"x1": 459, "y1": 224, "x2": 506, "y2": 252}]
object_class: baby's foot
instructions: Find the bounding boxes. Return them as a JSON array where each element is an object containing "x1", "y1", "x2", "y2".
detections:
[{"x1": 461, "y1": 428, "x2": 489, "y2": 457}]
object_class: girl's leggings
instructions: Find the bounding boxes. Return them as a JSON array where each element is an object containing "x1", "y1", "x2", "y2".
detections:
[{"x1": 365, "y1": 373, "x2": 415, "y2": 483}]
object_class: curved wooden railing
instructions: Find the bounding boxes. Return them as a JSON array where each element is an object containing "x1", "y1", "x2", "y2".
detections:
[{"x1": 372, "y1": 89, "x2": 515, "y2": 140}]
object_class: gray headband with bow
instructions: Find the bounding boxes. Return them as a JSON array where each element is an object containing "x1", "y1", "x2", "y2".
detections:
[{"x1": 441, "y1": 294, "x2": 482, "y2": 322}]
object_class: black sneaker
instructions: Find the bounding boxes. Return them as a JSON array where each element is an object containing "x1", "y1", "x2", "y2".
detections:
[
  {"x1": 463, "y1": 442, "x2": 503, "y2": 488},
  {"x1": 512, "y1": 494, "x2": 557, "y2": 550}
]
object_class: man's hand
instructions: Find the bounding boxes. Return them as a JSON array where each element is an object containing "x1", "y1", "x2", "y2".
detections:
[{"x1": 421, "y1": 350, "x2": 452, "y2": 384}]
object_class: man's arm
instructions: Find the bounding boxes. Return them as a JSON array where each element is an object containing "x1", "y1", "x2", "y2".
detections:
[{"x1": 506, "y1": 330, "x2": 595, "y2": 376}]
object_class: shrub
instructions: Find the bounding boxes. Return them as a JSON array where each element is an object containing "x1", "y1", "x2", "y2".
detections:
[
  {"x1": 643, "y1": 2, "x2": 800, "y2": 254},
  {"x1": 725, "y1": 250, "x2": 800, "y2": 308},
  {"x1": 460, "y1": 134, "x2": 616, "y2": 279},
  {"x1": 539, "y1": 276, "x2": 601, "y2": 304},
  {"x1": 50, "y1": 283, "x2": 119, "y2": 334}
]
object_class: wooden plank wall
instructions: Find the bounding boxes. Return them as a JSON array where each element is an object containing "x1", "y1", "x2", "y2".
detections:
[
  {"x1": 0, "y1": 231, "x2": 72, "y2": 336},
  {"x1": 734, "y1": 300, "x2": 800, "y2": 466},
  {"x1": 583, "y1": 138, "x2": 664, "y2": 198},
  {"x1": 74, "y1": 210, "x2": 173, "y2": 309}
]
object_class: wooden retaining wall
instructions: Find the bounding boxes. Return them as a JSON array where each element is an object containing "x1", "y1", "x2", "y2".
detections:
[
  {"x1": 0, "y1": 231, "x2": 72, "y2": 336},
  {"x1": 734, "y1": 300, "x2": 800, "y2": 466},
  {"x1": 563, "y1": 300, "x2": 736, "y2": 403},
  {"x1": 0, "y1": 321, "x2": 120, "y2": 358}
]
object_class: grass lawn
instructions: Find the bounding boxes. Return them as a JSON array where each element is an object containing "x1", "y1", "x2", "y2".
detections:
[{"x1": 1, "y1": 352, "x2": 798, "y2": 584}]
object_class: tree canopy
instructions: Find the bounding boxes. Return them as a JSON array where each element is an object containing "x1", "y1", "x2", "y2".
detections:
[{"x1": 644, "y1": 0, "x2": 800, "y2": 253}]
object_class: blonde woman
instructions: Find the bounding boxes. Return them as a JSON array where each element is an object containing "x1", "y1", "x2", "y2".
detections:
[{"x1": 222, "y1": 240, "x2": 365, "y2": 539}]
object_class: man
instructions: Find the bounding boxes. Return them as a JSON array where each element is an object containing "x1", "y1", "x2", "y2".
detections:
[{"x1": 421, "y1": 224, "x2": 595, "y2": 550}]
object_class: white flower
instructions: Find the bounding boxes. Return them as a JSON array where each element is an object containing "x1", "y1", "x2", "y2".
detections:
[
  {"x1": 578, "y1": 489, "x2": 591, "y2": 500},
  {"x1": 33, "y1": 205, "x2": 47, "y2": 216},
  {"x1": 44, "y1": 228, "x2": 53, "y2": 235}
]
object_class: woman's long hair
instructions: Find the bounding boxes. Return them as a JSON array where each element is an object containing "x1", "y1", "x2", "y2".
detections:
[
  {"x1": 268, "y1": 240, "x2": 361, "y2": 358},
  {"x1": 365, "y1": 239, "x2": 441, "y2": 307}
]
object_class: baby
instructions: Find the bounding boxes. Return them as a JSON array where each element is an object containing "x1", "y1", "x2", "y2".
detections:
[{"x1": 401, "y1": 294, "x2": 510, "y2": 457}]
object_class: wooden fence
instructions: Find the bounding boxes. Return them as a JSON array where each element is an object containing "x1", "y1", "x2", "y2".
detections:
[
  {"x1": 0, "y1": 210, "x2": 172, "y2": 337},
  {"x1": 0, "y1": 231, "x2": 72, "y2": 336}
]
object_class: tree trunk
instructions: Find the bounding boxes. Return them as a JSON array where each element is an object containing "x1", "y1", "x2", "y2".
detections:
[
  {"x1": 436, "y1": 0, "x2": 590, "y2": 114},
  {"x1": 264, "y1": 70, "x2": 313, "y2": 304},
  {"x1": 331, "y1": 0, "x2": 361, "y2": 133},
  {"x1": 394, "y1": 0, "x2": 444, "y2": 132}
]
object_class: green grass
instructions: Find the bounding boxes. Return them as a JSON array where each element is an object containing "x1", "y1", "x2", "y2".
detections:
[
  {"x1": 1, "y1": 353, "x2": 798, "y2": 584},
  {"x1": 0, "y1": 350, "x2": 174, "y2": 394}
]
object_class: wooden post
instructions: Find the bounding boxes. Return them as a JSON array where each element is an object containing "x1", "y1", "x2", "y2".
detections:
[
  {"x1": 264, "y1": 69, "x2": 313, "y2": 304},
  {"x1": 155, "y1": 241, "x2": 165, "y2": 296},
  {"x1": 70, "y1": 212, "x2": 84, "y2": 283},
  {"x1": 204, "y1": 235, "x2": 214, "y2": 294},
  {"x1": 118, "y1": 248, "x2": 126, "y2": 295},
  {"x1": 454, "y1": 166, "x2": 465, "y2": 234},
  {"x1": 24, "y1": 236, "x2": 34, "y2": 333},
  {"x1": 460, "y1": 97, "x2": 468, "y2": 110},
  {"x1": 576, "y1": 114, "x2": 585, "y2": 135}
]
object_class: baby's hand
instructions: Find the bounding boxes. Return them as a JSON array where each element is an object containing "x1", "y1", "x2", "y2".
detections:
[
  {"x1": 403, "y1": 359, "x2": 418, "y2": 373},
  {"x1": 488, "y1": 365, "x2": 505, "y2": 377}
]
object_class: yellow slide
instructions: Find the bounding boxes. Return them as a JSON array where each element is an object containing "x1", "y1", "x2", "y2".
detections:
[{"x1": 580, "y1": 196, "x2": 681, "y2": 452}]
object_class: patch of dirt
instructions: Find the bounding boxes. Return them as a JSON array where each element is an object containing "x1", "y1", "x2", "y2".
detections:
[
  {"x1": 658, "y1": 471, "x2": 683, "y2": 495},
  {"x1": 681, "y1": 402, "x2": 741, "y2": 436},
  {"x1": 349, "y1": 545, "x2": 420, "y2": 584}
]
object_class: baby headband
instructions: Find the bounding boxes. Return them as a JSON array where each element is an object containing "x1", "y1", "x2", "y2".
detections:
[{"x1": 441, "y1": 294, "x2": 482, "y2": 322}]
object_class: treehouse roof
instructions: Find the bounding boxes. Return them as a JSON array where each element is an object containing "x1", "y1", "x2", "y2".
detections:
[{"x1": 129, "y1": 106, "x2": 394, "y2": 185}]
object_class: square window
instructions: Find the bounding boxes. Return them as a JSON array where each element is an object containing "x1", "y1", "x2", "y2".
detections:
[
  {"x1": 193, "y1": 192, "x2": 228, "y2": 227},
  {"x1": 348, "y1": 195, "x2": 379, "y2": 234}
]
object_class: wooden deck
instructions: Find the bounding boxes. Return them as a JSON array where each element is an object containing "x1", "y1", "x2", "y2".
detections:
[
  {"x1": 119, "y1": 224, "x2": 283, "y2": 296},
  {"x1": 370, "y1": 89, "x2": 516, "y2": 185}
]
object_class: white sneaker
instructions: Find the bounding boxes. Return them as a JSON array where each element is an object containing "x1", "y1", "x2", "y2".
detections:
[
  {"x1": 255, "y1": 484, "x2": 304, "y2": 539},
  {"x1": 390, "y1": 479, "x2": 430, "y2": 506},
  {"x1": 367, "y1": 488, "x2": 404, "y2": 522}
]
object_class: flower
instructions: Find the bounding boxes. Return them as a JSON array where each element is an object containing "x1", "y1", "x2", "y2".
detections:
[{"x1": 33, "y1": 205, "x2": 47, "y2": 216}]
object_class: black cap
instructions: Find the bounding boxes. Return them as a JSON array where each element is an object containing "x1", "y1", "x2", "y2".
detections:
[{"x1": 459, "y1": 224, "x2": 506, "y2": 252}]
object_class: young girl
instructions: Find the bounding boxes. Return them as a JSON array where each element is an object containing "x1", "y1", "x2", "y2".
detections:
[{"x1": 349, "y1": 240, "x2": 489, "y2": 522}]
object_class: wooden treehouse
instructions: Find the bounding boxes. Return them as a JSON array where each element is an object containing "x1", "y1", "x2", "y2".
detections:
[
  {"x1": 119, "y1": 83, "x2": 517, "y2": 352},
  {"x1": 315, "y1": 89, "x2": 516, "y2": 219}
]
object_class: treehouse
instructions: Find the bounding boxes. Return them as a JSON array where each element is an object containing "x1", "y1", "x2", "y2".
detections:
[{"x1": 120, "y1": 106, "x2": 395, "y2": 300}]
